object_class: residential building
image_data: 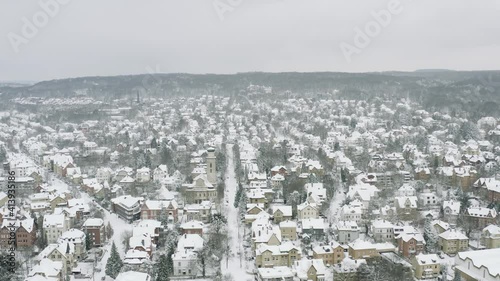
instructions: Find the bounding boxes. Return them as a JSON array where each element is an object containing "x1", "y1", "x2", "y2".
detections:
[
  {"x1": 294, "y1": 259, "x2": 326, "y2": 281},
  {"x1": 297, "y1": 202, "x2": 319, "y2": 221},
  {"x1": 465, "y1": 207, "x2": 498, "y2": 229},
  {"x1": 336, "y1": 221, "x2": 360, "y2": 244},
  {"x1": 279, "y1": 220, "x2": 297, "y2": 241},
  {"x1": 111, "y1": 195, "x2": 142, "y2": 222},
  {"x1": 395, "y1": 196, "x2": 418, "y2": 221},
  {"x1": 255, "y1": 242, "x2": 301, "y2": 268},
  {"x1": 43, "y1": 214, "x2": 69, "y2": 244},
  {"x1": 455, "y1": 248, "x2": 500, "y2": 281},
  {"x1": 438, "y1": 229, "x2": 469, "y2": 255},
  {"x1": 312, "y1": 241, "x2": 347, "y2": 265},
  {"x1": 257, "y1": 266, "x2": 294, "y2": 281},
  {"x1": 82, "y1": 218, "x2": 105, "y2": 247},
  {"x1": 397, "y1": 233, "x2": 425, "y2": 258},
  {"x1": 348, "y1": 240, "x2": 379, "y2": 259},
  {"x1": 481, "y1": 225, "x2": 500, "y2": 249},
  {"x1": 272, "y1": 205, "x2": 292, "y2": 223},
  {"x1": 370, "y1": 219, "x2": 394, "y2": 243},
  {"x1": 412, "y1": 253, "x2": 440, "y2": 279}
]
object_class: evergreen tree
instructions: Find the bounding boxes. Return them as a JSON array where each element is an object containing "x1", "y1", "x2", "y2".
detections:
[
  {"x1": 156, "y1": 254, "x2": 170, "y2": 281},
  {"x1": 85, "y1": 232, "x2": 93, "y2": 250},
  {"x1": 106, "y1": 222, "x2": 114, "y2": 240},
  {"x1": 423, "y1": 218, "x2": 438, "y2": 253},
  {"x1": 159, "y1": 206, "x2": 169, "y2": 226},
  {"x1": 234, "y1": 187, "x2": 242, "y2": 208},
  {"x1": 105, "y1": 242, "x2": 123, "y2": 279},
  {"x1": 166, "y1": 247, "x2": 174, "y2": 276}
]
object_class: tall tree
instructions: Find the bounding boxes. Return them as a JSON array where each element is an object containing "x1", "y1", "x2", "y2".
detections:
[
  {"x1": 423, "y1": 218, "x2": 438, "y2": 253},
  {"x1": 105, "y1": 242, "x2": 123, "y2": 279},
  {"x1": 155, "y1": 254, "x2": 170, "y2": 281}
]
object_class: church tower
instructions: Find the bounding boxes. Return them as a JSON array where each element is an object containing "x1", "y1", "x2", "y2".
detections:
[{"x1": 206, "y1": 147, "x2": 217, "y2": 184}]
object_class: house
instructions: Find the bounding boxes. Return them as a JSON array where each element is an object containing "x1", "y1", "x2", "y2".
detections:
[
  {"x1": 370, "y1": 219, "x2": 394, "y2": 243},
  {"x1": 128, "y1": 233, "x2": 153, "y2": 258},
  {"x1": 184, "y1": 201, "x2": 213, "y2": 223},
  {"x1": 272, "y1": 205, "x2": 292, "y2": 223},
  {"x1": 432, "y1": 220, "x2": 450, "y2": 234},
  {"x1": 96, "y1": 167, "x2": 113, "y2": 183},
  {"x1": 136, "y1": 167, "x2": 151, "y2": 183},
  {"x1": 465, "y1": 207, "x2": 498, "y2": 229},
  {"x1": 481, "y1": 225, "x2": 500, "y2": 249},
  {"x1": 26, "y1": 258, "x2": 63, "y2": 281},
  {"x1": 438, "y1": 229, "x2": 469, "y2": 255},
  {"x1": 418, "y1": 191, "x2": 438, "y2": 207},
  {"x1": 455, "y1": 248, "x2": 500, "y2": 281},
  {"x1": 257, "y1": 266, "x2": 294, "y2": 281},
  {"x1": 180, "y1": 220, "x2": 204, "y2": 236},
  {"x1": 396, "y1": 184, "x2": 417, "y2": 196},
  {"x1": 37, "y1": 242, "x2": 76, "y2": 276},
  {"x1": 153, "y1": 165, "x2": 169, "y2": 182},
  {"x1": 412, "y1": 253, "x2": 440, "y2": 279},
  {"x1": 82, "y1": 218, "x2": 105, "y2": 247},
  {"x1": 294, "y1": 258, "x2": 327, "y2": 281},
  {"x1": 43, "y1": 214, "x2": 70, "y2": 244},
  {"x1": 255, "y1": 242, "x2": 301, "y2": 268},
  {"x1": 245, "y1": 204, "x2": 267, "y2": 224},
  {"x1": 247, "y1": 188, "x2": 271, "y2": 208},
  {"x1": 336, "y1": 221, "x2": 360, "y2": 244},
  {"x1": 58, "y1": 229, "x2": 86, "y2": 260},
  {"x1": 140, "y1": 200, "x2": 178, "y2": 222},
  {"x1": 332, "y1": 257, "x2": 367, "y2": 281},
  {"x1": 397, "y1": 233, "x2": 425, "y2": 258},
  {"x1": 348, "y1": 240, "x2": 379, "y2": 259},
  {"x1": 279, "y1": 220, "x2": 297, "y2": 241},
  {"x1": 312, "y1": 241, "x2": 347, "y2": 266},
  {"x1": 473, "y1": 178, "x2": 500, "y2": 203},
  {"x1": 172, "y1": 234, "x2": 204, "y2": 277},
  {"x1": 252, "y1": 217, "x2": 282, "y2": 249},
  {"x1": 271, "y1": 165, "x2": 287, "y2": 177},
  {"x1": 339, "y1": 204, "x2": 363, "y2": 223},
  {"x1": 111, "y1": 195, "x2": 142, "y2": 222},
  {"x1": 395, "y1": 196, "x2": 418, "y2": 221},
  {"x1": 301, "y1": 218, "x2": 325, "y2": 240},
  {"x1": 297, "y1": 202, "x2": 319, "y2": 220},
  {"x1": 0, "y1": 218, "x2": 36, "y2": 249},
  {"x1": 442, "y1": 200, "x2": 461, "y2": 224},
  {"x1": 305, "y1": 183, "x2": 327, "y2": 206}
]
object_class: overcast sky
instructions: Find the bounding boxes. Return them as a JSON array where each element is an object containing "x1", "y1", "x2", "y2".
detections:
[{"x1": 1, "y1": 0, "x2": 499, "y2": 82}]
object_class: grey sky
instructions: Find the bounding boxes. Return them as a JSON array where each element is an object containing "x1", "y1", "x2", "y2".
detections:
[{"x1": 1, "y1": 0, "x2": 499, "y2": 81}]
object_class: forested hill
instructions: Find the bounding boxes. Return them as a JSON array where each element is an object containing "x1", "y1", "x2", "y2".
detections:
[{"x1": 1, "y1": 71, "x2": 500, "y2": 118}]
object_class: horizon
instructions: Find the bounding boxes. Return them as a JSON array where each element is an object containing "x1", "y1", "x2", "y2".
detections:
[{"x1": 3, "y1": 68, "x2": 500, "y2": 85}]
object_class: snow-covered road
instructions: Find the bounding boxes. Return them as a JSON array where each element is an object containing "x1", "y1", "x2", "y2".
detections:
[{"x1": 222, "y1": 144, "x2": 253, "y2": 281}]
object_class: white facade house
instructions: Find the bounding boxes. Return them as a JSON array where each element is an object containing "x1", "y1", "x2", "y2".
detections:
[
  {"x1": 43, "y1": 214, "x2": 70, "y2": 244},
  {"x1": 172, "y1": 234, "x2": 204, "y2": 277}
]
